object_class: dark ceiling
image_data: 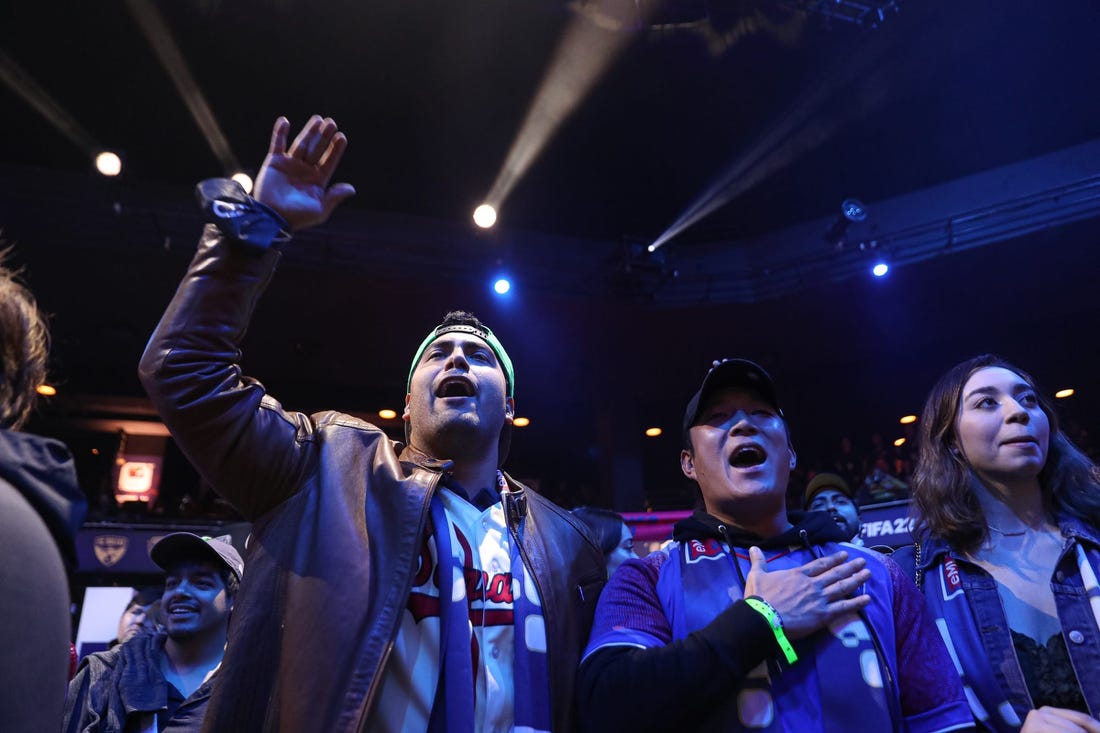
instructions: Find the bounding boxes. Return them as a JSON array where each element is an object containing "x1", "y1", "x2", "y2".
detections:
[
  {"x1": 3, "y1": 0, "x2": 1100, "y2": 514},
  {"x1": 6, "y1": 0, "x2": 1100, "y2": 241}
]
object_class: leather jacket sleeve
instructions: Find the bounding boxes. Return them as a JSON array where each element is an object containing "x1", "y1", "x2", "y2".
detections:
[{"x1": 138, "y1": 226, "x2": 318, "y2": 519}]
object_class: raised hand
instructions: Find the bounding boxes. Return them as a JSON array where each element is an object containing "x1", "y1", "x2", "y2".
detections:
[
  {"x1": 742, "y1": 547, "x2": 872, "y2": 640},
  {"x1": 253, "y1": 115, "x2": 356, "y2": 231},
  {"x1": 1021, "y1": 707, "x2": 1100, "y2": 733}
]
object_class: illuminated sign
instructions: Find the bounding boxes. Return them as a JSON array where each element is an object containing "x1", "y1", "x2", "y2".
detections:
[{"x1": 113, "y1": 454, "x2": 162, "y2": 504}]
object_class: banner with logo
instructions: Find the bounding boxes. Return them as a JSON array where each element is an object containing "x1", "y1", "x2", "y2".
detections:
[
  {"x1": 76, "y1": 522, "x2": 251, "y2": 575},
  {"x1": 857, "y1": 500, "x2": 914, "y2": 548}
]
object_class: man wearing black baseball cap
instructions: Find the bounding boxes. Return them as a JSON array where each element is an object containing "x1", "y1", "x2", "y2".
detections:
[
  {"x1": 63, "y1": 533, "x2": 243, "y2": 733},
  {"x1": 577, "y1": 359, "x2": 972, "y2": 733}
]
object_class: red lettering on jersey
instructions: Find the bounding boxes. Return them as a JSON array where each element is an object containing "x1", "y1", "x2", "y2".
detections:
[
  {"x1": 408, "y1": 592, "x2": 441, "y2": 623},
  {"x1": 454, "y1": 525, "x2": 474, "y2": 564},
  {"x1": 464, "y1": 568, "x2": 486, "y2": 601},
  {"x1": 943, "y1": 557, "x2": 962, "y2": 594},
  {"x1": 412, "y1": 541, "x2": 433, "y2": 587},
  {"x1": 486, "y1": 573, "x2": 514, "y2": 603},
  {"x1": 405, "y1": 520, "x2": 516, "y2": 626}
]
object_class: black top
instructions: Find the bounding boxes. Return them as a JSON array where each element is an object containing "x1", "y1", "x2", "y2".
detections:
[{"x1": 1012, "y1": 630, "x2": 1087, "y2": 713}]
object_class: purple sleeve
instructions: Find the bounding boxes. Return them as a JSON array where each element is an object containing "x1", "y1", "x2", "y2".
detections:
[
  {"x1": 583, "y1": 552, "x2": 672, "y2": 656},
  {"x1": 887, "y1": 556, "x2": 975, "y2": 732},
  {"x1": 576, "y1": 551, "x2": 778, "y2": 733}
]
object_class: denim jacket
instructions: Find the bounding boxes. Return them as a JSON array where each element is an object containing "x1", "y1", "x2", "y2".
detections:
[{"x1": 907, "y1": 515, "x2": 1100, "y2": 731}]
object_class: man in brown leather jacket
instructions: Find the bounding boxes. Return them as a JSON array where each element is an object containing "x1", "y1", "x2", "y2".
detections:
[{"x1": 139, "y1": 116, "x2": 606, "y2": 732}]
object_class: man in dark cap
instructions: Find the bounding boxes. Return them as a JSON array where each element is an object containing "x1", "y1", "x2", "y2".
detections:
[
  {"x1": 576, "y1": 359, "x2": 973, "y2": 733},
  {"x1": 804, "y1": 472, "x2": 864, "y2": 543},
  {"x1": 63, "y1": 533, "x2": 243, "y2": 732},
  {"x1": 138, "y1": 115, "x2": 604, "y2": 732}
]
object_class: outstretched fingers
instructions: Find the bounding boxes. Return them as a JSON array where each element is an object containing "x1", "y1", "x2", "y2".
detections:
[
  {"x1": 814, "y1": 555, "x2": 866, "y2": 584},
  {"x1": 288, "y1": 115, "x2": 325, "y2": 160},
  {"x1": 268, "y1": 117, "x2": 290, "y2": 155},
  {"x1": 827, "y1": 593, "x2": 872, "y2": 616},
  {"x1": 318, "y1": 131, "x2": 349, "y2": 180},
  {"x1": 811, "y1": 554, "x2": 869, "y2": 599},
  {"x1": 824, "y1": 566, "x2": 872, "y2": 601},
  {"x1": 802, "y1": 551, "x2": 849, "y2": 578}
]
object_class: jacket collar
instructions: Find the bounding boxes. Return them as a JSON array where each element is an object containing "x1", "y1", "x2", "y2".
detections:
[
  {"x1": 917, "y1": 511, "x2": 1100, "y2": 572},
  {"x1": 916, "y1": 535, "x2": 952, "y2": 572},
  {"x1": 1058, "y1": 513, "x2": 1100, "y2": 546},
  {"x1": 396, "y1": 442, "x2": 452, "y2": 472}
]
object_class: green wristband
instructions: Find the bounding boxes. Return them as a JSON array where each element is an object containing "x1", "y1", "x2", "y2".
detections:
[{"x1": 745, "y1": 596, "x2": 798, "y2": 664}]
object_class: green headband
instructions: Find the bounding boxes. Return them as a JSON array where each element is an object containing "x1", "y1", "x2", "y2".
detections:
[{"x1": 407, "y1": 323, "x2": 515, "y2": 398}]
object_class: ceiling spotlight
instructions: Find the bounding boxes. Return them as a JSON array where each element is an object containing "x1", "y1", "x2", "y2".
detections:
[
  {"x1": 378, "y1": 409, "x2": 398, "y2": 420},
  {"x1": 644, "y1": 427, "x2": 662, "y2": 437},
  {"x1": 232, "y1": 172, "x2": 254, "y2": 194},
  {"x1": 95, "y1": 151, "x2": 122, "y2": 177},
  {"x1": 473, "y1": 204, "x2": 497, "y2": 229},
  {"x1": 493, "y1": 277, "x2": 512, "y2": 295},
  {"x1": 823, "y1": 197, "x2": 867, "y2": 247},
  {"x1": 841, "y1": 198, "x2": 867, "y2": 222},
  {"x1": 36, "y1": 384, "x2": 57, "y2": 396},
  {"x1": 871, "y1": 261, "x2": 889, "y2": 277},
  {"x1": 899, "y1": 415, "x2": 917, "y2": 425},
  {"x1": 1055, "y1": 388, "x2": 1075, "y2": 399},
  {"x1": 513, "y1": 416, "x2": 530, "y2": 427},
  {"x1": 893, "y1": 437, "x2": 906, "y2": 447}
]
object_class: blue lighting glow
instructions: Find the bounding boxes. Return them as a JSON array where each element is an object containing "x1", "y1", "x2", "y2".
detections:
[
  {"x1": 493, "y1": 278, "x2": 512, "y2": 295},
  {"x1": 871, "y1": 262, "x2": 889, "y2": 277}
]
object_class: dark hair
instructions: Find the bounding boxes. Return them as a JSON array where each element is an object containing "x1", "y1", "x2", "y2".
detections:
[
  {"x1": 440, "y1": 310, "x2": 487, "y2": 331},
  {"x1": 125, "y1": 587, "x2": 162, "y2": 612},
  {"x1": 571, "y1": 506, "x2": 626, "y2": 557},
  {"x1": 911, "y1": 354, "x2": 1100, "y2": 553},
  {"x1": 220, "y1": 567, "x2": 240, "y2": 599},
  {"x1": 0, "y1": 248, "x2": 49, "y2": 430}
]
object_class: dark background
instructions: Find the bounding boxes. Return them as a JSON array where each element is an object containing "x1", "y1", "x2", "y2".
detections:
[{"x1": 3, "y1": 0, "x2": 1099, "y2": 518}]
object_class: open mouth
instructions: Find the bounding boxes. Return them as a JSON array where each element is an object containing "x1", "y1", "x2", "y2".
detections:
[
  {"x1": 436, "y1": 377, "x2": 475, "y2": 398},
  {"x1": 167, "y1": 603, "x2": 198, "y2": 617},
  {"x1": 730, "y1": 445, "x2": 767, "y2": 468}
]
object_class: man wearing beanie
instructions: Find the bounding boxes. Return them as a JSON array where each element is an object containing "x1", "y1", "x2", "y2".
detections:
[
  {"x1": 576, "y1": 359, "x2": 972, "y2": 733},
  {"x1": 139, "y1": 116, "x2": 605, "y2": 732},
  {"x1": 63, "y1": 533, "x2": 243, "y2": 733},
  {"x1": 804, "y1": 472, "x2": 864, "y2": 544}
]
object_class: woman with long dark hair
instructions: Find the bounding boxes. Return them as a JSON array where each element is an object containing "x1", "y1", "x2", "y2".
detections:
[
  {"x1": 571, "y1": 506, "x2": 636, "y2": 577},
  {"x1": 905, "y1": 354, "x2": 1100, "y2": 732}
]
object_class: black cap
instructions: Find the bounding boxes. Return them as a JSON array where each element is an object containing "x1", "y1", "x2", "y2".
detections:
[
  {"x1": 803, "y1": 472, "x2": 855, "y2": 509},
  {"x1": 150, "y1": 532, "x2": 244, "y2": 583},
  {"x1": 682, "y1": 359, "x2": 783, "y2": 447}
]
